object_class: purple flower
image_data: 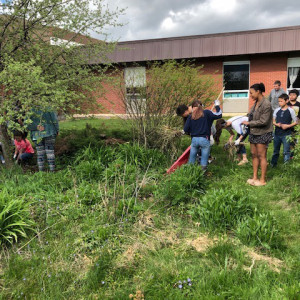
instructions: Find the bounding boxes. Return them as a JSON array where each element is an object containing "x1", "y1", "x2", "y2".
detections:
[
  {"x1": 187, "y1": 278, "x2": 191, "y2": 282},
  {"x1": 101, "y1": 281, "x2": 105, "y2": 285},
  {"x1": 178, "y1": 284, "x2": 183, "y2": 289},
  {"x1": 188, "y1": 283, "x2": 192, "y2": 286}
]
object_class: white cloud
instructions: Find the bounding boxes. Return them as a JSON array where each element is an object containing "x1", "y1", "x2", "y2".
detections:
[
  {"x1": 161, "y1": 16, "x2": 177, "y2": 31},
  {"x1": 209, "y1": 0, "x2": 237, "y2": 14},
  {"x1": 92, "y1": 0, "x2": 300, "y2": 41}
]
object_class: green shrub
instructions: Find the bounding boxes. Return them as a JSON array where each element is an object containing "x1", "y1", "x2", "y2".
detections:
[
  {"x1": 191, "y1": 188, "x2": 254, "y2": 231},
  {"x1": 235, "y1": 212, "x2": 281, "y2": 249},
  {"x1": 0, "y1": 190, "x2": 35, "y2": 245},
  {"x1": 71, "y1": 146, "x2": 116, "y2": 181},
  {"x1": 117, "y1": 143, "x2": 167, "y2": 171},
  {"x1": 157, "y1": 165, "x2": 206, "y2": 205}
]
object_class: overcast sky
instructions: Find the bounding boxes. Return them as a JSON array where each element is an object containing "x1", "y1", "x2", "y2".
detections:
[{"x1": 94, "y1": 0, "x2": 300, "y2": 41}]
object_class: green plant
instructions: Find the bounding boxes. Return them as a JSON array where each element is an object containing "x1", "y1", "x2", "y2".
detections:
[
  {"x1": 117, "y1": 143, "x2": 167, "y2": 171},
  {"x1": 235, "y1": 212, "x2": 281, "y2": 249},
  {"x1": 115, "y1": 60, "x2": 218, "y2": 153},
  {"x1": 0, "y1": 190, "x2": 35, "y2": 245},
  {"x1": 157, "y1": 165, "x2": 206, "y2": 205},
  {"x1": 191, "y1": 188, "x2": 254, "y2": 231}
]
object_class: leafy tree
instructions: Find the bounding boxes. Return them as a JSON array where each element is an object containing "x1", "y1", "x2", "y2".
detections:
[
  {"x1": 0, "y1": 0, "x2": 123, "y2": 167},
  {"x1": 115, "y1": 60, "x2": 219, "y2": 154}
]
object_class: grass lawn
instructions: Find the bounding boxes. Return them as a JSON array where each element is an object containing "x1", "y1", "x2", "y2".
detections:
[{"x1": 0, "y1": 118, "x2": 299, "y2": 299}]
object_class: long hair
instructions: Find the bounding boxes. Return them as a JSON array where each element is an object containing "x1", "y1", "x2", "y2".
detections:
[
  {"x1": 191, "y1": 100, "x2": 204, "y2": 120},
  {"x1": 214, "y1": 118, "x2": 226, "y2": 145}
]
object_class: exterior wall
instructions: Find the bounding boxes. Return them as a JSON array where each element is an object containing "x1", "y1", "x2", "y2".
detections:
[
  {"x1": 95, "y1": 74, "x2": 125, "y2": 114},
  {"x1": 91, "y1": 53, "x2": 291, "y2": 115},
  {"x1": 249, "y1": 53, "x2": 288, "y2": 107}
]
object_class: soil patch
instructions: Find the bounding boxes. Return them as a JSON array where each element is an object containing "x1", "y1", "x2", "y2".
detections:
[{"x1": 187, "y1": 235, "x2": 217, "y2": 253}]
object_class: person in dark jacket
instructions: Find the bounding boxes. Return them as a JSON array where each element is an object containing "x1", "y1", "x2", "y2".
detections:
[
  {"x1": 184, "y1": 100, "x2": 222, "y2": 169},
  {"x1": 27, "y1": 109, "x2": 59, "y2": 172},
  {"x1": 242, "y1": 83, "x2": 273, "y2": 186}
]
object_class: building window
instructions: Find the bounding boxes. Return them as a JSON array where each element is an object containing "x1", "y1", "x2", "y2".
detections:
[
  {"x1": 223, "y1": 61, "x2": 250, "y2": 98},
  {"x1": 287, "y1": 58, "x2": 300, "y2": 90},
  {"x1": 124, "y1": 67, "x2": 146, "y2": 113}
]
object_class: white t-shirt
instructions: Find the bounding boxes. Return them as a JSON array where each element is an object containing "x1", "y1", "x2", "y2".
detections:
[{"x1": 227, "y1": 116, "x2": 248, "y2": 135}]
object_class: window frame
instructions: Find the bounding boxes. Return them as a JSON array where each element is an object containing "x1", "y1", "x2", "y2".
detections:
[
  {"x1": 223, "y1": 61, "x2": 250, "y2": 99},
  {"x1": 287, "y1": 58, "x2": 300, "y2": 92}
]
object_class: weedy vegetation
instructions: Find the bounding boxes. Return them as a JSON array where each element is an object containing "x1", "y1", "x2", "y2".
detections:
[{"x1": 0, "y1": 119, "x2": 299, "y2": 299}]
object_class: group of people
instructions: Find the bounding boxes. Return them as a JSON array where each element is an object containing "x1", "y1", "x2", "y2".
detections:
[
  {"x1": 176, "y1": 81, "x2": 299, "y2": 186},
  {"x1": 0, "y1": 109, "x2": 59, "y2": 172}
]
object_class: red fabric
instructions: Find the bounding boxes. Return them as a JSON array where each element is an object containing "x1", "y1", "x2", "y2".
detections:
[
  {"x1": 14, "y1": 139, "x2": 34, "y2": 154},
  {"x1": 166, "y1": 146, "x2": 191, "y2": 174}
]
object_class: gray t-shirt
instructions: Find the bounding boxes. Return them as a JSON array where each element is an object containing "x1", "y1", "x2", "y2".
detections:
[{"x1": 268, "y1": 88, "x2": 286, "y2": 111}]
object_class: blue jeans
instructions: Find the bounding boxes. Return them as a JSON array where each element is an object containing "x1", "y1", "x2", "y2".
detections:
[
  {"x1": 236, "y1": 133, "x2": 246, "y2": 155},
  {"x1": 271, "y1": 135, "x2": 291, "y2": 166},
  {"x1": 20, "y1": 152, "x2": 33, "y2": 162},
  {"x1": 189, "y1": 137, "x2": 211, "y2": 167}
]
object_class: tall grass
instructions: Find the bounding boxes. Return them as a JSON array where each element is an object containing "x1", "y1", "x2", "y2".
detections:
[{"x1": 0, "y1": 190, "x2": 35, "y2": 244}]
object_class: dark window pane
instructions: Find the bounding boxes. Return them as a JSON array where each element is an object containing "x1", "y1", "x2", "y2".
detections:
[{"x1": 224, "y1": 64, "x2": 249, "y2": 90}]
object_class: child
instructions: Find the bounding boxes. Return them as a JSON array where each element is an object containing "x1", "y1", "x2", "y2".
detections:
[
  {"x1": 184, "y1": 100, "x2": 222, "y2": 169},
  {"x1": 215, "y1": 116, "x2": 249, "y2": 165},
  {"x1": 288, "y1": 89, "x2": 300, "y2": 118},
  {"x1": 271, "y1": 94, "x2": 298, "y2": 166},
  {"x1": 14, "y1": 131, "x2": 34, "y2": 163},
  {"x1": 287, "y1": 89, "x2": 300, "y2": 158}
]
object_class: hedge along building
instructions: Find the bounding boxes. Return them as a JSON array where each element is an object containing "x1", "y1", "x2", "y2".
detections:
[{"x1": 88, "y1": 25, "x2": 300, "y2": 115}]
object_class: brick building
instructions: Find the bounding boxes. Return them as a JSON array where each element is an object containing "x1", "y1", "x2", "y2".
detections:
[{"x1": 90, "y1": 25, "x2": 300, "y2": 115}]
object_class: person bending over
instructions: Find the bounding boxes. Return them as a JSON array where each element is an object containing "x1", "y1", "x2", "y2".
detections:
[
  {"x1": 13, "y1": 131, "x2": 34, "y2": 164},
  {"x1": 215, "y1": 116, "x2": 249, "y2": 165}
]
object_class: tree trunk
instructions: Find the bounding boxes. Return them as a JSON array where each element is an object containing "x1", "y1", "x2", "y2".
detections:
[{"x1": 0, "y1": 124, "x2": 14, "y2": 168}]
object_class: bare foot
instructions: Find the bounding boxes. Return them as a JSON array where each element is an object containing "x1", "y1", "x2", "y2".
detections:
[
  {"x1": 253, "y1": 181, "x2": 266, "y2": 186},
  {"x1": 247, "y1": 178, "x2": 258, "y2": 185}
]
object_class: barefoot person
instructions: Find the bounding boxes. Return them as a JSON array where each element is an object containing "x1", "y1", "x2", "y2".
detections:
[{"x1": 242, "y1": 83, "x2": 273, "y2": 186}]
